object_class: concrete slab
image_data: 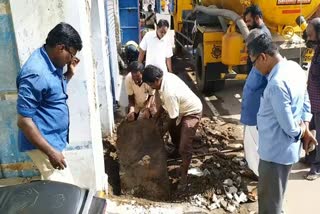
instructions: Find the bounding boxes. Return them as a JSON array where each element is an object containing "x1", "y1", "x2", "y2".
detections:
[{"x1": 284, "y1": 162, "x2": 320, "y2": 214}]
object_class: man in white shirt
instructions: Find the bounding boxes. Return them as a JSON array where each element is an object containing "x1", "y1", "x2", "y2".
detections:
[
  {"x1": 142, "y1": 65, "x2": 203, "y2": 190},
  {"x1": 125, "y1": 61, "x2": 156, "y2": 121},
  {"x1": 138, "y1": 19, "x2": 173, "y2": 73}
]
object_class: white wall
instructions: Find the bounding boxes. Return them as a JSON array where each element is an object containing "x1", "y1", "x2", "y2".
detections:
[
  {"x1": 90, "y1": 0, "x2": 115, "y2": 137},
  {"x1": 9, "y1": 0, "x2": 113, "y2": 191},
  {"x1": 9, "y1": 0, "x2": 65, "y2": 64}
]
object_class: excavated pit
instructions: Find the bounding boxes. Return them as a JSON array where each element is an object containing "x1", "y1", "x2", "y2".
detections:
[{"x1": 103, "y1": 116, "x2": 258, "y2": 212}]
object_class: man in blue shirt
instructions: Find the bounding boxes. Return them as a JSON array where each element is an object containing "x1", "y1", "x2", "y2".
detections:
[
  {"x1": 246, "y1": 29, "x2": 317, "y2": 214},
  {"x1": 241, "y1": 5, "x2": 272, "y2": 176},
  {"x1": 16, "y1": 23, "x2": 82, "y2": 184}
]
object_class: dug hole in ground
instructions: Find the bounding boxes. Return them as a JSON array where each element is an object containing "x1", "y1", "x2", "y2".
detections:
[{"x1": 103, "y1": 112, "x2": 259, "y2": 214}]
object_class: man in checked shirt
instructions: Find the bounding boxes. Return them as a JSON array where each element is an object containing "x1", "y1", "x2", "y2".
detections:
[{"x1": 304, "y1": 17, "x2": 320, "y2": 180}]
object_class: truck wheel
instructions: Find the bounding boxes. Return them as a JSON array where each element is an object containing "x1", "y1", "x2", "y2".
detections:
[
  {"x1": 195, "y1": 44, "x2": 210, "y2": 93},
  {"x1": 212, "y1": 80, "x2": 225, "y2": 92},
  {"x1": 196, "y1": 44, "x2": 225, "y2": 93},
  {"x1": 174, "y1": 34, "x2": 182, "y2": 55}
]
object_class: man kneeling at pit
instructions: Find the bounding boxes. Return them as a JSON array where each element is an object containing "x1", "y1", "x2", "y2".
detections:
[{"x1": 125, "y1": 61, "x2": 156, "y2": 121}]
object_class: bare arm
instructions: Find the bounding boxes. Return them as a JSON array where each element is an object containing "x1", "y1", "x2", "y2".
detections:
[
  {"x1": 145, "y1": 95, "x2": 154, "y2": 108},
  {"x1": 17, "y1": 114, "x2": 66, "y2": 169},
  {"x1": 166, "y1": 57, "x2": 172, "y2": 73},
  {"x1": 138, "y1": 49, "x2": 146, "y2": 63},
  {"x1": 64, "y1": 57, "x2": 80, "y2": 82},
  {"x1": 128, "y1": 95, "x2": 135, "y2": 113}
]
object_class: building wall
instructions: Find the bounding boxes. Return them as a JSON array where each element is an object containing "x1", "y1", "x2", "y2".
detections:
[
  {"x1": 106, "y1": 0, "x2": 121, "y2": 103},
  {"x1": 0, "y1": 0, "x2": 38, "y2": 178},
  {"x1": 0, "y1": 0, "x2": 115, "y2": 191}
]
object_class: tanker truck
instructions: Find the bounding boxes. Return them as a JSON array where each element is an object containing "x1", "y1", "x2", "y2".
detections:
[{"x1": 173, "y1": 0, "x2": 320, "y2": 92}]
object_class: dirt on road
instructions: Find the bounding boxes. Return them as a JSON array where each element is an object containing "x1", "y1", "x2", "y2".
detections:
[{"x1": 103, "y1": 115, "x2": 258, "y2": 213}]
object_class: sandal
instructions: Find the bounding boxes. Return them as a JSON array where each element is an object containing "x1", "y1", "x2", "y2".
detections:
[{"x1": 304, "y1": 173, "x2": 320, "y2": 181}]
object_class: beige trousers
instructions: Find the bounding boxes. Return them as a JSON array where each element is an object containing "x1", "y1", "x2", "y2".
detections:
[{"x1": 27, "y1": 149, "x2": 74, "y2": 185}]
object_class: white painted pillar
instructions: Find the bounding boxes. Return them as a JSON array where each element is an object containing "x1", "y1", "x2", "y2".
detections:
[
  {"x1": 90, "y1": 0, "x2": 115, "y2": 137},
  {"x1": 63, "y1": 0, "x2": 106, "y2": 190}
]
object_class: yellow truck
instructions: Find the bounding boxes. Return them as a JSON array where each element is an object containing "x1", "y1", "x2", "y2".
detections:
[{"x1": 173, "y1": 0, "x2": 320, "y2": 92}]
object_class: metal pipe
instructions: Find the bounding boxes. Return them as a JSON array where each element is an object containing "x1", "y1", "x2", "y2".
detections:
[
  {"x1": 176, "y1": 31, "x2": 194, "y2": 44},
  {"x1": 193, "y1": 5, "x2": 249, "y2": 39}
]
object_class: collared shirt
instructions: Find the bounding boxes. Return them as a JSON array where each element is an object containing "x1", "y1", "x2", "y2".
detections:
[
  {"x1": 16, "y1": 47, "x2": 69, "y2": 152},
  {"x1": 307, "y1": 47, "x2": 320, "y2": 113},
  {"x1": 125, "y1": 72, "x2": 155, "y2": 112},
  {"x1": 159, "y1": 73, "x2": 202, "y2": 123},
  {"x1": 257, "y1": 59, "x2": 312, "y2": 165},
  {"x1": 139, "y1": 31, "x2": 173, "y2": 73},
  {"x1": 240, "y1": 67, "x2": 267, "y2": 125},
  {"x1": 240, "y1": 24, "x2": 271, "y2": 126}
]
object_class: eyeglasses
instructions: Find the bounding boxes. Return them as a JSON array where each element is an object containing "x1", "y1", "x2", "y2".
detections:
[
  {"x1": 251, "y1": 54, "x2": 261, "y2": 65},
  {"x1": 65, "y1": 47, "x2": 76, "y2": 59}
]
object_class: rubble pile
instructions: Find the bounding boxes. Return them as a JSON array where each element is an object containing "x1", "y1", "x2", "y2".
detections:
[
  {"x1": 168, "y1": 117, "x2": 256, "y2": 212},
  {"x1": 103, "y1": 116, "x2": 257, "y2": 212}
]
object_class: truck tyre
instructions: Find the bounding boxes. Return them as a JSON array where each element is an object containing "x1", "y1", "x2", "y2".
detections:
[
  {"x1": 196, "y1": 43, "x2": 225, "y2": 93},
  {"x1": 174, "y1": 34, "x2": 182, "y2": 55},
  {"x1": 195, "y1": 43, "x2": 209, "y2": 93}
]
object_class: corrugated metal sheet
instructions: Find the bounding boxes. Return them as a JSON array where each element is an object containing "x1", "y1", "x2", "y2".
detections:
[{"x1": 119, "y1": 0, "x2": 139, "y2": 44}]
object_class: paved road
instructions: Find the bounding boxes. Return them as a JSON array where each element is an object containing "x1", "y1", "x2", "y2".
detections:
[{"x1": 174, "y1": 53, "x2": 320, "y2": 214}]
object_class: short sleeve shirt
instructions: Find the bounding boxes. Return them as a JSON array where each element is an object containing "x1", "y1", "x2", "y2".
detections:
[
  {"x1": 125, "y1": 72, "x2": 155, "y2": 112},
  {"x1": 159, "y1": 73, "x2": 202, "y2": 120},
  {"x1": 139, "y1": 31, "x2": 173, "y2": 73}
]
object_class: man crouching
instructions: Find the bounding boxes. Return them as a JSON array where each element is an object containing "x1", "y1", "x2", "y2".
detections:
[
  {"x1": 142, "y1": 65, "x2": 203, "y2": 190},
  {"x1": 125, "y1": 61, "x2": 156, "y2": 121}
]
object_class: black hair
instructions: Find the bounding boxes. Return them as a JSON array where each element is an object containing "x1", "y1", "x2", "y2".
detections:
[
  {"x1": 45, "y1": 22, "x2": 83, "y2": 51},
  {"x1": 128, "y1": 61, "x2": 144, "y2": 73},
  {"x1": 246, "y1": 29, "x2": 278, "y2": 57},
  {"x1": 142, "y1": 65, "x2": 163, "y2": 83},
  {"x1": 157, "y1": 19, "x2": 169, "y2": 28},
  {"x1": 244, "y1": 5, "x2": 263, "y2": 19},
  {"x1": 310, "y1": 18, "x2": 320, "y2": 41}
]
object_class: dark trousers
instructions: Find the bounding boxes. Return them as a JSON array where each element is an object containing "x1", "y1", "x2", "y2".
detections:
[
  {"x1": 168, "y1": 114, "x2": 201, "y2": 159},
  {"x1": 258, "y1": 159, "x2": 292, "y2": 214},
  {"x1": 168, "y1": 113, "x2": 201, "y2": 177},
  {"x1": 306, "y1": 112, "x2": 320, "y2": 173}
]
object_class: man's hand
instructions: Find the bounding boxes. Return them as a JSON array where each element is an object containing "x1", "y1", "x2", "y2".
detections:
[
  {"x1": 127, "y1": 111, "x2": 135, "y2": 122},
  {"x1": 67, "y1": 57, "x2": 80, "y2": 75},
  {"x1": 48, "y1": 150, "x2": 67, "y2": 170},
  {"x1": 302, "y1": 130, "x2": 318, "y2": 155},
  {"x1": 17, "y1": 115, "x2": 67, "y2": 170},
  {"x1": 65, "y1": 57, "x2": 80, "y2": 81},
  {"x1": 142, "y1": 108, "x2": 151, "y2": 119},
  {"x1": 153, "y1": 110, "x2": 163, "y2": 122}
]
